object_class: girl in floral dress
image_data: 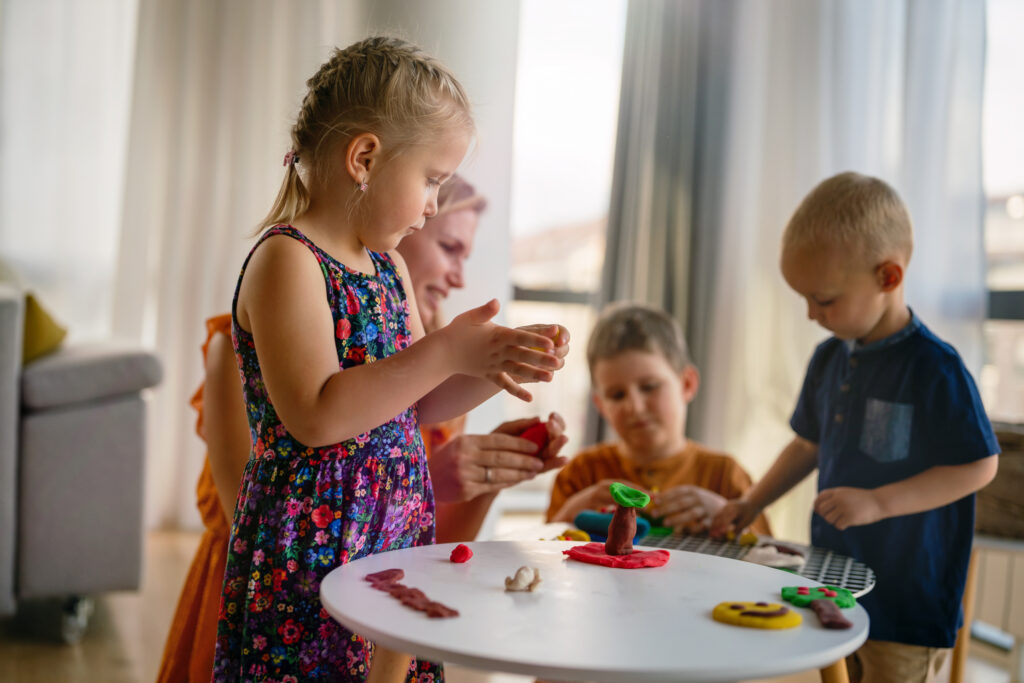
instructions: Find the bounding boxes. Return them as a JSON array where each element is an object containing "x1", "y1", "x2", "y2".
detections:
[{"x1": 213, "y1": 37, "x2": 567, "y2": 683}]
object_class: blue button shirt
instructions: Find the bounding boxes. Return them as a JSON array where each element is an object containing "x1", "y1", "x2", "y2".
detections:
[{"x1": 791, "y1": 312, "x2": 999, "y2": 647}]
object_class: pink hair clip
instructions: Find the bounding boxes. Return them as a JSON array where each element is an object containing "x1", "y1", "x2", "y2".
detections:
[{"x1": 283, "y1": 150, "x2": 299, "y2": 167}]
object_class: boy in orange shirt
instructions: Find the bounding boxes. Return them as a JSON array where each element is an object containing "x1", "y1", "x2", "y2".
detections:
[{"x1": 547, "y1": 303, "x2": 770, "y2": 535}]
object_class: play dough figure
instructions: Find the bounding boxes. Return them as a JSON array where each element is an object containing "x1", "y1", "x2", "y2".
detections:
[
  {"x1": 712, "y1": 601, "x2": 802, "y2": 629},
  {"x1": 505, "y1": 566, "x2": 542, "y2": 592},
  {"x1": 606, "y1": 482, "x2": 651, "y2": 555}
]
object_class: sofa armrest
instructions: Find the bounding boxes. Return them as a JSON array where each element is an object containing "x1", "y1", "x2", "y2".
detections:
[
  {"x1": 0, "y1": 284, "x2": 24, "y2": 615},
  {"x1": 21, "y1": 342, "x2": 162, "y2": 412}
]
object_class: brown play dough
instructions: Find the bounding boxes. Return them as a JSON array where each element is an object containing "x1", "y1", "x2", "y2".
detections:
[
  {"x1": 364, "y1": 568, "x2": 459, "y2": 618},
  {"x1": 809, "y1": 598, "x2": 852, "y2": 629},
  {"x1": 606, "y1": 506, "x2": 636, "y2": 555}
]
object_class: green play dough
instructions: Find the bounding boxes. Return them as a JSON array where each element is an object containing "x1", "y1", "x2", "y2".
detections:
[
  {"x1": 781, "y1": 585, "x2": 856, "y2": 608},
  {"x1": 609, "y1": 482, "x2": 650, "y2": 508},
  {"x1": 648, "y1": 526, "x2": 673, "y2": 536}
]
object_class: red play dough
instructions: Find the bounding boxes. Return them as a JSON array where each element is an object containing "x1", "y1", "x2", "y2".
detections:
[
  {"x1": 450, "y1": 543, "x2": 473, "y2": 563},
  {"x1": 520, "y1": 422, "x2": 549, "y2": 455},
  {"x1": 563, "y1": 542, "x2": 670, "y2": 568}
]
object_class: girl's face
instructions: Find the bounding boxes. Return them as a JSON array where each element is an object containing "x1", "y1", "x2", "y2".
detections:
[
  {"x1": 357, "y1": 129, "x2": 471, "y2": 254},
  {"x1": 396, "y1": 206, "x2": 479, "y2": 323}
]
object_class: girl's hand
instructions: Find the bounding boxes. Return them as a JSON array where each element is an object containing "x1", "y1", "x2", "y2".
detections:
[
  {"x1": 443, "y1": 300, "x2": 564, "y2": 401},
  {"x1": 814, "y1": 487, "x2": 884, "y2": 530},
  {"x1": 709, "y1": 499, "x2": 761, "y2": 538},
  {"x1": 505, "y1": 324, "x2": 571, "y2": 386},
  {"x1": 650, "y1": 485, "x2": 727, "y2": 534}
]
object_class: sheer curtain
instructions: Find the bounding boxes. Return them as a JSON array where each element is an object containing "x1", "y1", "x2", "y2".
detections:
[
  {"x1": 0, "y1": 0, "x2": 139, "y2": 341},
  {"x1": 115, "y1": 0, "x2": 367, "y2": 528},
  {"x1": 605, "y1": 0, "x2": 987, "y2": 541}
]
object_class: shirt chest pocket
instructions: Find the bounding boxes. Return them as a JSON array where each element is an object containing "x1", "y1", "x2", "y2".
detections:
[{"x1": 858, "y1": 398, "x2": 913, "y2": 463}]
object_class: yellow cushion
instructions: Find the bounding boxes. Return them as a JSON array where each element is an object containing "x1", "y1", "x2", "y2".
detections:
[{"x1": 22, "y1": 292, "x2": 67, "y2": 364}]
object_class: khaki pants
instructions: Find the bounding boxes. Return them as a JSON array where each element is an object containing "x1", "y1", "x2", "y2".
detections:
[{"x1": 846, "y1": 639, "x2": 950, "y2": 683}]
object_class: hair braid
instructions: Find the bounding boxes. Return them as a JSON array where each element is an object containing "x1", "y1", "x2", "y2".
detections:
[{"x1": 259, "y1": 36, "x2": 473, "y2": 231}]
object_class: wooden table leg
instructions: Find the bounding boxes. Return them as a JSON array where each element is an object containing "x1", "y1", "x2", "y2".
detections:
[
  {"x1": 950, "y1": 547, "x2": 979, "y2": 683},
  {"x1": 819, "y1": 659, "x2": 850, "y2": 683},
  {"x1": 366, "y1": 645, "x2": 412, "y2": 683}
]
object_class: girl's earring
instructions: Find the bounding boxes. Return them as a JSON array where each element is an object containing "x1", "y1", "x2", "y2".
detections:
[{"x1": 358, "y1": 180, "x2": 368, "y2": 192}]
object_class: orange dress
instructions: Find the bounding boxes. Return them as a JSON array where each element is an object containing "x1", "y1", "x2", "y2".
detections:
[
  {"x1": 546, "y1": 440, "x2": 772, "y2": 536},
  {"x1": 156, "y1": 315, "x2": 232, "y2": 683}
]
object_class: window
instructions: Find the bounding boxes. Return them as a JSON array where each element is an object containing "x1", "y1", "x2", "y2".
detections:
[
  {"x1": 980, "y1": 0, "x2": 1024, "y2": 423},
  {"x1": 503, "y1": 0, "x2": 628, "y2": 483}
]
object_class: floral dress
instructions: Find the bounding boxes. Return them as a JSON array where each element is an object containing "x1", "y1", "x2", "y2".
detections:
[{"x1": 213, "y1": 226, "x2": 443, "y2": 682}]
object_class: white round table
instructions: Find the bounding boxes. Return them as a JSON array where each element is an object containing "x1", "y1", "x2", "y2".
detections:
[{"x1": 320, "y1": 541, "x2": 868, "y2": 683}]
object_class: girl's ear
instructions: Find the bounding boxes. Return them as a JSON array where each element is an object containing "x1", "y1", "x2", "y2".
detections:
[
  {"x1": 876, "y1": 261, "x2": 904, "y2": 292},
  {"x1": 344, "y1": 133, "x2": 382, "y2": 184},
  {"x1": 680, "y1": 365, "x2": 700, "y2": 403}
]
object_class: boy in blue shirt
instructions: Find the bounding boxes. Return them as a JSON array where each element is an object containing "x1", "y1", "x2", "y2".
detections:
[{"x1": 711, "y1": 172, "x2": 999, "y2": 682}]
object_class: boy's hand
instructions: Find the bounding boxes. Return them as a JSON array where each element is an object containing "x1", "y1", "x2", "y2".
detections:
[
  {"x1": 585, "y1": 478, "x2": 650, "y2": 511},
  {"x1": 709, "y1": 499, "x2": 761, "y2": 538},
  {"x1": 552, "y1": 477, "x2": 649, "y2": 523},
  {"x1": 814, "y1": 487, "x2": 884, "y2": 530},
  {"x1": 443, "y1": 300, "x2": 564, "y2": 401},
  {"x1": 650, "y1": 486, "x2": 727, "y2": 534}
]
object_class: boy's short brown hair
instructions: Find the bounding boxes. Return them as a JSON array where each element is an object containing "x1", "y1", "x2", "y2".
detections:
[
  {"x1": 782, "y1": 172, "x2": 914, "y2": 266},
  {"x1": 586, "y1": 303, "x2": 692, "y2": 379}
]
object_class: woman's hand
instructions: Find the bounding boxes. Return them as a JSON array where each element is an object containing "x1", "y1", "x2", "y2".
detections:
[
  {"x1": 442, "y1": 300, "x2": 565, "y2": 401},
  {"x1": 428, "y1": 414, "x2": 569, "y2": 503},
  {"x1": 649, "y1": 485, "x2": 726, "y2": 534}
]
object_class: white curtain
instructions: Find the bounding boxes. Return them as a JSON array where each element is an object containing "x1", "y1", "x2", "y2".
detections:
[
  {"x1": 0, "y1": 0, "x2": 139, "y2": 341},
  {"x1": 3, "y1": 0, "x2": 521, "y2": 529},
  {"x1": 115, "y1": 0, "x2": 368, "y2": 529},
  {"x1": 606, "y1": 0, "x2": 987, "y2": 542},
  {"x1": 691, "y1": 0, "x2": 987, "y2": 542}
]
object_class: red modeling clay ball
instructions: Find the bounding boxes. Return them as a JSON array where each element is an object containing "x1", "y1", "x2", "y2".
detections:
[
  {"x1": 520, "y1": 422, "x2": 549, "y2": 455},
  {"x1": 450, "y1": 544, "x2": 473, "y2": 563}
]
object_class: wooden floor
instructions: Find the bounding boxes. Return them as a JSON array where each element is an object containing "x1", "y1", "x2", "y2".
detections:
[{"x1": 0, "y1": 530, "x2": 1014, "y2": 683}]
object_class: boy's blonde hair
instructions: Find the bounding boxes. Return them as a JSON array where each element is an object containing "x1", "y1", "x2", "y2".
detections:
[
  {"x1": 586, "y1": 303, "x2": 692, "y2": 380},
  {"x1": 782, "y1": 172, "x2": 914, "y2": 266},
  {"x1": 261, "y1": 36, "x2": 474, "y2": 231}
]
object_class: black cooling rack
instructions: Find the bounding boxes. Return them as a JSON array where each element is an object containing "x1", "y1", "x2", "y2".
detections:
[{"x1": 637, "y1": 533, "x2": 876, "y2": 597}]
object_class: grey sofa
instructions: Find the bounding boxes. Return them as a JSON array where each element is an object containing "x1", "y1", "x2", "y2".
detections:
[{"x1": 0, "y1": 283, "x2": 162, "y2": 637}]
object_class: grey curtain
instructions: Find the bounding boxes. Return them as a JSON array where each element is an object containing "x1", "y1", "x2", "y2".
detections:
[{"x1": 587, "y1": 0, "x2": 724, "y2": 444}]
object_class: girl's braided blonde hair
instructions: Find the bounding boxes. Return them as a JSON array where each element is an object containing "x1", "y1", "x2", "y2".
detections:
[{"x1": 260, "y1": 36, "x2": 474, "y2": 231}]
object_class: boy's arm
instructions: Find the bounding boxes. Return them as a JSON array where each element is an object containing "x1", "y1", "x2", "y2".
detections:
[
  {"x1": 743, "y1": 435, "x2": 820, "y2": 511},
  {"x1": 815, "y1": 454, "x2": 998, "y2": 530},
  {"x1": 711, "y1": 436, "x2": 819, "y2": 536}
]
